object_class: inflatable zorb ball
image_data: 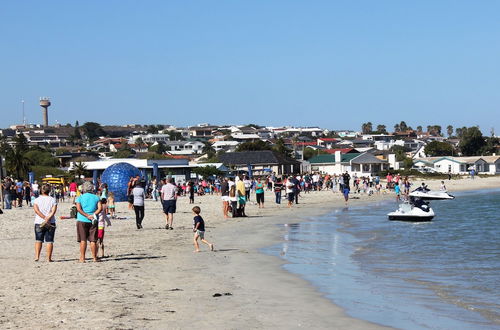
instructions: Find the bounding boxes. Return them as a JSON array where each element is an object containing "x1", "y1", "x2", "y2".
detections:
[{"x1": 101, "y1": 162, "x2": 141, "y2": 202}]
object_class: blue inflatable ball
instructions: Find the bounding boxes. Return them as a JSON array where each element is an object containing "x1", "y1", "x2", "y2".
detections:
[{"x1": 101, "y1": 162, "x2": 141, "y2": 202}]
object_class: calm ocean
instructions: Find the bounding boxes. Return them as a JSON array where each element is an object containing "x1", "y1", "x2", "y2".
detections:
[{"x1": 265, "y1": 189, "x2": 500, "y2": 329}]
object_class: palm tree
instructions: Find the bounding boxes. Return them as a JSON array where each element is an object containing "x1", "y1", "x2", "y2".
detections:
[
  {"x1": 6, "y1": 148, "x2": 31, "y2": 179},
  {"x1": 394, "y1": 124, "x2": 400, "y2": 133},
  {"x1": 447, "y1": 125, "x2": 454, "y2": 138},
  {"x1": 361, "y1": 122, "x2": 373, "y2": 134},
  {"x1": 70, "y1": 161, "x2": 88, "y2": 178},
  {"x1": 202, "y1": 142, "x2": 216, "y2": 158},
  {"x1": 376, "y1": 125, "x2": 387, "y2": 134}
]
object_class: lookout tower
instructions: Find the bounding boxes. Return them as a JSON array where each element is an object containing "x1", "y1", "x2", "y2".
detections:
[{"x1": 39, "y1": 97, "x2": 51, "y2": 127}]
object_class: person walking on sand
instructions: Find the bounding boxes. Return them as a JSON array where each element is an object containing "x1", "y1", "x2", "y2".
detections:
[
  {"x1": 33, "y1": 184, "x2": 58, "y2": 262},
  {"x1": 161, "y1": 177, "x2": 178, "y2": 230},
  {"x1": 132, "y1": 181, "x2": 146, "y2": 229},
  {"x1": 220, "y1": 177, "x2": 230, "y2": 218},
  {"x1": 76, "y1": 181, "x2": 102, "y2": 262},
  {"x1": 192, "y1": 206, "x2": 214, "y2": 252},
  {"x1": 255, "y1": 178, "x2": 265, "y2": 208},
  {"x1": 69, "y1": 180, "x2": 78, "y2": 204},
  {"x1": 97, "y1": 198, "x2": 111, "y2": 258},
  {"x1": 274, "y1": 177, "x2": 283, "y2": 205}
]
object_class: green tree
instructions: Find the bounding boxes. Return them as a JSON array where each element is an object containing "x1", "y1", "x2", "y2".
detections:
[
  {"x1": 399, "y1": 121, "x2": 408, "y2": 132},
  {"x1": 24, "y1": 149, "x2": 58, "y2": 167},
  {"x1": 376, "y1": 124, "x2": 387, "y2": 134},
  {"x1": 394, "y1": 123, "x2": 400, "y2": 133},
  {"x1": 4, "y1": 134, "x2": 31, "y2": 179},
  {"x1": 149, "y1": 142, "x2": 167, "y2": 155},
  {"x1": 82, "y1": 122, "x2": 106, "y2": 141},
  {"x1": 302, "y1": 147, "x2": 327, "y2": 160},
  {"x1": 481, "y1": 137, "x2": 500, "y2": 155},
  {"x1": 416, "y1": 125, "x2": 423, "y2": 133},
  {"x1": 192, "y1": 165, "x2": 223, "y2": 178},
  {"x1": 361, "y1": 122, "x2": 373, "y2": 134},
  {"x1": 70, "y1": 161, "x2": 89, "y2": 178},
  {"x1": 202, "y1": 142, "x2": 216, "y2": 159},
  {"x1": 390, "y1": 145, "x2": 409, "y2": 161},
  {"x1": 168, "y1": 131, "x2": 184, "y2": 141},
  {"x1": 403, "y1": 158, "x2": 414, "y2": 169},
  {"x1": 236, "y1": 140, "x2": 271, "y2": 152},
  {"x1": 446, "y1": 125, "x2": 454, "y2": 138},
  {"x1": 146, "y1": 125, "x2": 159, "y2": 134},
  {"x1": 272, "y1": 138, "x2": 293, "y2": 158},
  {"x1": 459, "y1": 127, "x2": 486, "y2": 156},
  {"x1": 424, "y1": 141, "x2": 454, "y2": 156}
]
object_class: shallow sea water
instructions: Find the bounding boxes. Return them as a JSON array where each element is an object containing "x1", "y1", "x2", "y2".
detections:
[{"x1": 265, "y1": 189, "x2": 500, "y2": 329}]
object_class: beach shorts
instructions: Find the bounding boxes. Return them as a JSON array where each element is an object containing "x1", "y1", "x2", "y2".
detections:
[
  {"x1": 221, "y1": 196, "x2": 230, "y2": 202},
  {"x1": 287, "y1": 192, "x2": 295, "y2": 202},
  {"x1": 343, "y1": 188, "x2": 350, "y2": 198},
  {"x1": 98, "y1": 227, "x2": 105, "y2": 240},
  {"x1": 238, "y1": 196, "x2": 246, "y2": 205},
  {"x1": 76, "y1": 221, "x2": 98, "y2": 242},
  {"x1": 70, "y1": 191, "x2": 77, "y2": 197},
  {"x1": 195, "y1": 230, "x2": 205, "y2": 239},
  {"x1": 34, "y1": 224, "x2": 56, "y2": 243},
  {"x1": 162, "y1": 200, "x2": 176, "y2": 214}
]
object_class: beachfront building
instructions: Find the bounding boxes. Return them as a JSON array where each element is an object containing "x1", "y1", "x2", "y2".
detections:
[
  {"x1": 218, "y1": 150, "x2": 301, "y2": 176},
  {"x1": 413, "y1": 156, "x2": 500, "y2": 175},
  {"x1": 69, "y1": 158, "x2": 193, "y2": 183},
  {"x1": 308, "y1": 152, "x2": 389, "y2": 176}
]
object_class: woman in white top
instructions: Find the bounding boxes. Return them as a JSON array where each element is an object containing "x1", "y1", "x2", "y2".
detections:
[
  {"x1": 33, "y1": 184, "x2": 58, "y2": 262},
  {"x1": 132, "y1": 181, "x2": 146, "y2": 229}
]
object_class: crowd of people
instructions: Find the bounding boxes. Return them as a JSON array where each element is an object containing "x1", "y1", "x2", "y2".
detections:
[{"x1": 0, "y1": 170, "x2": 448, "y2": 262}]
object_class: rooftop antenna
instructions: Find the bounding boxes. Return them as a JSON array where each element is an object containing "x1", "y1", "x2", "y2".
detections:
[{"x1": 21, "y1": 99, "x2": 26, "y2": 126}]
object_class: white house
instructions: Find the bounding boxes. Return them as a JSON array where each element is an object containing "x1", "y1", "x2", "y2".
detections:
[
  {"x1": 308, "y1": 152, "x2": 389, "y2": 176},
  {"x1": 164, "y1": 141, "x2": 205, "y2": 155},
  {"x1": 212, "y1": 140, "x2": 240, "y2": 152},
  {"x1": 414, "y1": 156, "x2": 500, "y2": 175}
]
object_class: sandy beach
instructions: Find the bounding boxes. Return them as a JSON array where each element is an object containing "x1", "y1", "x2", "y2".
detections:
[{"x1": 1, "y1": 176, "x2": 499, "y2": 329}]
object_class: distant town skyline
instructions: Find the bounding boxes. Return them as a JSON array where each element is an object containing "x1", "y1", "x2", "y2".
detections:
[{"x1": 1, "y1": 1, "x2": 499, "y2": 133}]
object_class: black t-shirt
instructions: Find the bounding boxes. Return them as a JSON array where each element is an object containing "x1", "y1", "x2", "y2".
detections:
[
  {"x1": 193, "y1": 215, "x2": 205, "y2": 231},
  {"x1": 220, "y1": 181, "x2": 229, "y2": 196},
  {"x1": 343, "y1": 174, "x2": 350, "y2": 187}
]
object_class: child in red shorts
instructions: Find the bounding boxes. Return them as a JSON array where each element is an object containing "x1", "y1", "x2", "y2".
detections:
[{"x1": 97, "y1": 198, "x2": 111, "y2": 258}]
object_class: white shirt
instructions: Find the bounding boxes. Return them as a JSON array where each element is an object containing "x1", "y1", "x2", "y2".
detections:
[
  {"x1": 285, "y1": 180, "x2": 295, "y2": 194},
  {"x1": 32, "y1": 183, "x2": 39, "y2": 192},
  {"x1": 34, "y1": 195, "x2": 57, "y2": 224}
]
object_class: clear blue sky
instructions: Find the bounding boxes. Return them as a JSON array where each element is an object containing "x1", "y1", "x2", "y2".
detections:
[{"x1": 1, "y1": 1, "x2": 499, "y2": 134}]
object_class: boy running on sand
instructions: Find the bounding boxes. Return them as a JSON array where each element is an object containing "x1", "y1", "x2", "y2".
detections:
[{"x1": 192, "y1": 206, "x2": 214, "y2": 252}]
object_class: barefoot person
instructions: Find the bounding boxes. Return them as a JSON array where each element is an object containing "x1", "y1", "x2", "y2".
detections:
[
  {"x1": 192, "y1": 206, "x2": 214, "y2": 252},
  {"x1": 97, "y1": 198, "x2": 111, "y2": 258},
  {"x1": 161, "y1": 177, "x2": 178, "y2": 230},
  {"x1": 33, "y1": 184, "x2": 58, "y2": 262},
  {"x1": 75, "y1": 181, "x2": 102, "y2": 262}
]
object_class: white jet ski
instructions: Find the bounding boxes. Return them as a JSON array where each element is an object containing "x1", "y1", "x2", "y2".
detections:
[
  {"x1": 409, "y1": 190, "x2": 455, "y2": 200},
  {"x1": 388, "y1": 201, "x2": 435, "y2": 222}
]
